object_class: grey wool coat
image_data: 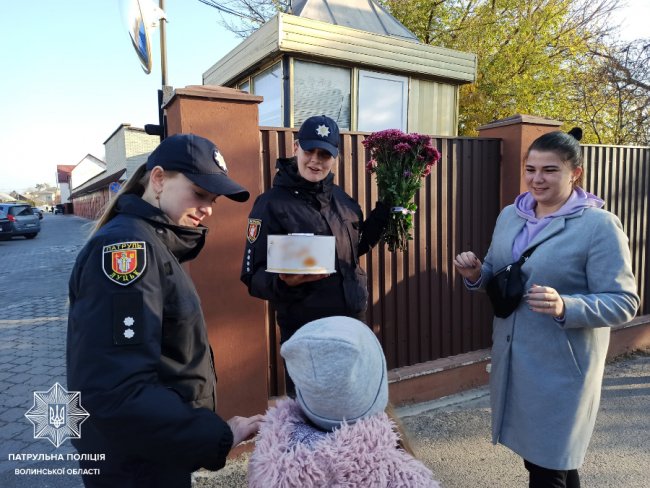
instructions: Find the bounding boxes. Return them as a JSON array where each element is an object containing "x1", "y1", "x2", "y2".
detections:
[{"x1": 476, "y1": 205, "x2": 639, "y2": 470}]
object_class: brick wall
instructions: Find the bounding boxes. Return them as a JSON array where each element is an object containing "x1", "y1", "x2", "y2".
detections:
[{"x1": 72, "y1": 189, "x2": 110, "y2": 220}]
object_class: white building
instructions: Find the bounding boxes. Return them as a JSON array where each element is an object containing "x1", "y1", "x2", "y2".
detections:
[{"x1": 70, "y1": 154, "x2": 106, "y2": 192}]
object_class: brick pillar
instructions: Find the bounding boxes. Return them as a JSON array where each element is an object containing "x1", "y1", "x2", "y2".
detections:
[
  {"x1": 478, "y1": 114, "x2": 562, "y2": 209},
  {"x1": 164, "y1": 85, "x2": 267, "y2": 419}
]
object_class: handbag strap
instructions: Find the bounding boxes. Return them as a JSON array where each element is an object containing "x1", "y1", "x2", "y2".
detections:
[{"x1": 517, "y1": 244, "x2": 539, "y2": 265}]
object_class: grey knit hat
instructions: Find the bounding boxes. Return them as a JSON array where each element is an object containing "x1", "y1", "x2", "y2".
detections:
[{"x1": 281, "y1": 316, "x2": 388, "y2": 431}]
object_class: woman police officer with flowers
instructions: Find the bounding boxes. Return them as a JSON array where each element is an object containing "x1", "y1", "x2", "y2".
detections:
[{"x1": 240, "y1": 115, "x2": 389, "y2": 395}]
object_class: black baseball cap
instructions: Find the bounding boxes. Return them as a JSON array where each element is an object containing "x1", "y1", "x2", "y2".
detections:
[
  {"x1": 146, "y1": 133, "x2": 250, "y2": 202},
  {"x1": 296, "y1": 115, "x2": 340, "y2": 158}
]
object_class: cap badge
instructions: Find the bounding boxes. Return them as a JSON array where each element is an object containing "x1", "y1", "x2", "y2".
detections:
[
  {"x1": 214, "y1": 150, "x2": 228, "y2": 172},
  {"x1": 316, "y1": 124, "x2": 330, "y2": 138}
]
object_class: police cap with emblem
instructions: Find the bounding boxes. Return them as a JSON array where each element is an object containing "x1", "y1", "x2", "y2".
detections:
[
  {"x1": 297, "y1": 115, "x2": 340, "y2": 158},
  {"x1": 146, "y1": 133, "x2": 250, "y2": 202}
]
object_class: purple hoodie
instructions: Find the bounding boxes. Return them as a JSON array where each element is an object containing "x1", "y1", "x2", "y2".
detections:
[{"x1": 512, "y1": 187, "x2": 604, "y2": 260}]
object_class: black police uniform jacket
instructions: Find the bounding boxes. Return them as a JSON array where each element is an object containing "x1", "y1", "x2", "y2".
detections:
[
  {"x1": 66, "y1": 194, "x2": 233, "y2": 477},
  {"x1": 241, "y1": 157, "x2": 389, "y2": 338}
]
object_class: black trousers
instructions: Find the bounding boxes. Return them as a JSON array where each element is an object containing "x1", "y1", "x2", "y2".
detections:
[{"x1": 524, "y1": 459, "x2": 580, "y2": 488}]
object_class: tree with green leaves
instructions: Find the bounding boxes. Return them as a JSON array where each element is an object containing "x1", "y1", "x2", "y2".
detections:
[{"x1": 381, "y1": 0, "x2": 624, "y2": 138}]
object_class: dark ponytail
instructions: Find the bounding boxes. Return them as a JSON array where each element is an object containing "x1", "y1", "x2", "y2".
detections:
[{"x1": 567, "y1": 127, "x2": 583, "y2": 141}]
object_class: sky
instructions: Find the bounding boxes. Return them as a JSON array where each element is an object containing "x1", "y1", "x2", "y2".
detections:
[
  {"x1": 0, "y1": 0, "x2": 242, "y2": 193},
  {"x1": 0, "y1": 0, "x2": 648, "y2": 193}
]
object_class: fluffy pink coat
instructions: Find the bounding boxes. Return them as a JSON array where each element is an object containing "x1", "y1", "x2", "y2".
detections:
[{"x1": 248, "y1": 399, "x2": 440, "y2": 488}]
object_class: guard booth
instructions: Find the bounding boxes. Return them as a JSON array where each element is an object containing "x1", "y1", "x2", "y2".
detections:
[{"x1": 203, "y1": 1, "x2": 476, "y2": 136}]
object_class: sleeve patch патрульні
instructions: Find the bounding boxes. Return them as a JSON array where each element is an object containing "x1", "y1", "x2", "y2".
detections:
[{"x1": 102, "y1": 241, "x2": 147, "y2": 286}]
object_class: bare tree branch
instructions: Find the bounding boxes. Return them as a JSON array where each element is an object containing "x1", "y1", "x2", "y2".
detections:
[{"x1": 197, "y1": 0, "x2": 290, "y2": 37}]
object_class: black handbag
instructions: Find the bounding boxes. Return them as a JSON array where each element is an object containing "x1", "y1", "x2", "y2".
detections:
[{"x1": 485, "y1": 245, "x2": 538, "y2": 318}]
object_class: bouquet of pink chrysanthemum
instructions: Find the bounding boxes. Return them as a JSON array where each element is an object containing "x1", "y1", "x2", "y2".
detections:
[{"x1": 363, "y1": 129, "x2": 440, "y2": 252}]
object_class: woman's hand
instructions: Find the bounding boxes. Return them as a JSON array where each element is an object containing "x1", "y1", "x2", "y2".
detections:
[
  {"x1": 227, "y1": 414, "x2": 265, "y2": 447},
  {"x1": 526, "y1": 284, "x2": 565, "y2": 318},
  {"x1": 279, "y1": 273, "x2": 329, "y2": 287},
  {"x1": 453, "y1": 251, "x2": 482, "y2": 283}
]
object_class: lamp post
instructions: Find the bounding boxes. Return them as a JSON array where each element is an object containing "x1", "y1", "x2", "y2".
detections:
[
  {"x1": 144, "y1": 0, "x2": 170, "y2": 140},
  {"x1": 124, "y1": 0, "x2": 169, "y2": 140}
]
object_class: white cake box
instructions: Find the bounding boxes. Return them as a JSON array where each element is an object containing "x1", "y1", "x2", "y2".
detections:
[{"x1": 266, "y1": 234, "x2": 336, "y2": 274}]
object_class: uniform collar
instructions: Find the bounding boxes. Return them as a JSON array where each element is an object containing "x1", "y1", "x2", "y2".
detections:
[
  {"x1": 115, "y1": 194, "x2": 207, "y2": 262},
  {"x1": 274, "y1": 157, "x2": 334, "y2": 204}
]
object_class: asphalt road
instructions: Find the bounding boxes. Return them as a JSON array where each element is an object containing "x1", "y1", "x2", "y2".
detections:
[
  {"x1": 1, "y1": 213, "x2": 648, "y2": 487},
  {"x1": 0, "y1": 213, "x2": 90, "y2": 488}
]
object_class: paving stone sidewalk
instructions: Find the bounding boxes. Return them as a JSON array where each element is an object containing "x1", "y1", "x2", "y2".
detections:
[{"x1": 0, "y1": 214, "x2": 91, "y2": 487}]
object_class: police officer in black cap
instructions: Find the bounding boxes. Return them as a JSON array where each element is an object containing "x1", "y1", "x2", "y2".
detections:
[
  {"x1": 67, "y1": 133, "x2": 263, "y2": 488},
  {"x1": 241, "y1": 115, "x2": 390, "y2": 396}
]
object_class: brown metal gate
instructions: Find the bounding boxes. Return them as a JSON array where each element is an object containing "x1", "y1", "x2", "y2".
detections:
[{"x1": 582, "y1": 145, "x2": 650, "y2": 315}]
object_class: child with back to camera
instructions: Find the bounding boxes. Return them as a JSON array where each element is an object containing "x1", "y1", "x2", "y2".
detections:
[{"x1": 248, "y1": 316, "x2": 441, "y2": 487}]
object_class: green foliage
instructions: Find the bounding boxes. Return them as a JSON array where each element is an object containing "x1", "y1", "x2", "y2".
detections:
[{"x1": 381, "y1": 0, "x2": 646, "y2": 144}]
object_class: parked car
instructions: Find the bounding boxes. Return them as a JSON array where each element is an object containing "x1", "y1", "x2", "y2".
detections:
[
  {"x1": 0, "y1": 214, "x2": 11, "y2": 239},
  {"x1": 0, "y1": 203, "x2": 41, "y2": 239},
  {"x1": 54, "y1": 204, "x2": 65, "y2": 215},
  {"x1": 31, "y1": 207, "x2": 44, "y2": 219}
]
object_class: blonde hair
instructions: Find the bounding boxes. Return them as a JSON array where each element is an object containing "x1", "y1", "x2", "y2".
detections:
[
  {"x1": 92, "y1": 164, "x2": 150, "y2": 234},
  {"x1": 385, "y1": 404, "x2": 416, "y2": 456}
]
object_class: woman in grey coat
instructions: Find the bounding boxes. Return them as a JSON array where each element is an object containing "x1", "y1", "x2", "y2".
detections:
[{"x1": 453, "y1": 129, "x2": 639, "y2": 488}]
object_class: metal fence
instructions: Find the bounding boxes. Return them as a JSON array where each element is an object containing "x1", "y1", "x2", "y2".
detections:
[
  {"x1": 258, "y1": 130, "x2": 650, "y2": 392},
  {"x1": 582, "y1": 145, "x2": 650, "y2": 316},
  {"x1": 259, "y1": 128, "x2": 502, "y2": 392}
]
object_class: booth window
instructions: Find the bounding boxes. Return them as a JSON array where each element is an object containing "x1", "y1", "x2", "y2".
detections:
[
  {"x1": 358, "y1": 70, "x2": 408, "y2": 132},
  {"x1": 253, "y1": 62, "x2": 282, "y2": 126},
  {"x1": 238, "y1": 80, "x2": 250, "y2": 93},
  {"x1": 293, "y1": 60, "x2": 351, "y2": 130}
]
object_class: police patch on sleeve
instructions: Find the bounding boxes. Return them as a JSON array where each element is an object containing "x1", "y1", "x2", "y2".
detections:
[
  {"x1": 102, "y1": 241, "x2": 147, "y2": 286},
  {"x1": 247, "y1": 219, "x2": 262, "y2": 244},
  {"x1": 113, "y1": 293, "x2": 143, "y2": 345}
]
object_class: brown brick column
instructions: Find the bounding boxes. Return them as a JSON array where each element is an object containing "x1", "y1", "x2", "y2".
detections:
[
  {"x1": 164, "y1": 86, "x2": 267, "y2": 419},
  {"x1": 478, "y1": 114, "x2": 562, "y2": 209}
]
